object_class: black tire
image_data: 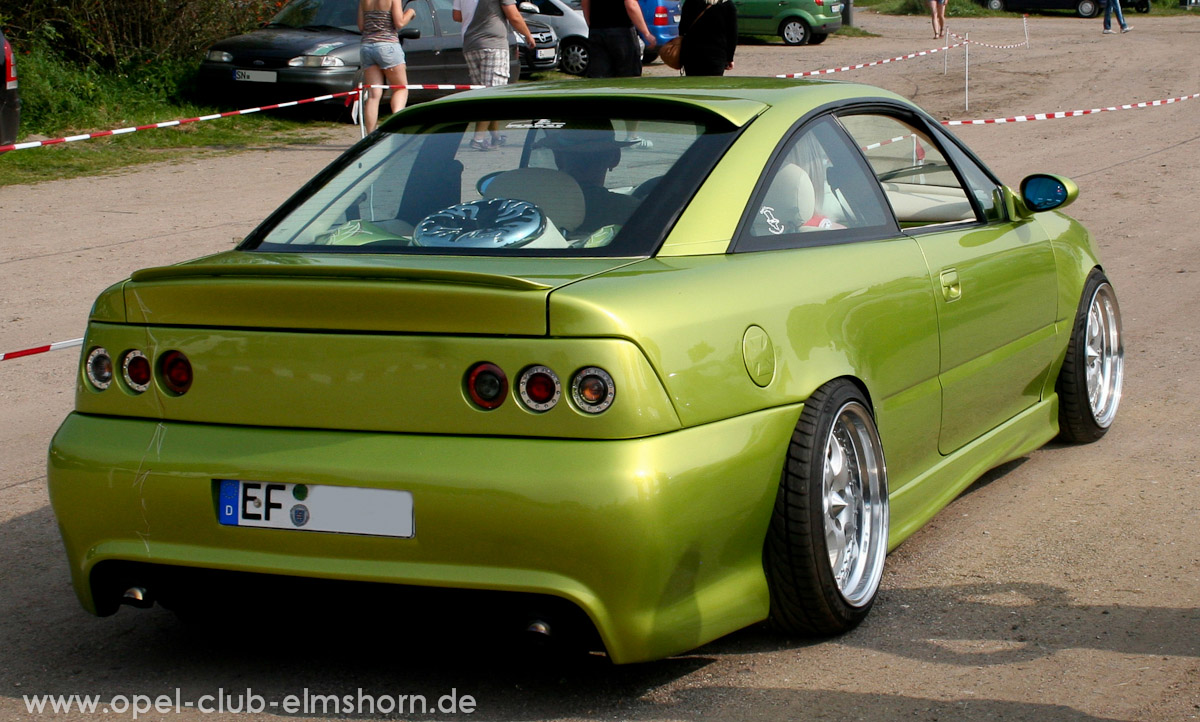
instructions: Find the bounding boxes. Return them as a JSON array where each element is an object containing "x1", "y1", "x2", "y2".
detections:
[
  {"x1": 1056, "y1": 269, "x2": 1124, "y2": 443},
  {"x1": 1077, "y1": 0, "x2": 1099, "y2": 17},
  {"x1": 559, "y1": 38, "x2": 589, "y2": 76},
  {"x1": 764, "y1": 379, "x2": 889, "y2": 636},
  {"x1": 642, "y1": 47, "x2": 659, "y2": 64},
  {"x1": 808, "y1": 32, "x2": 828, "y2": 44},
  {"x1": 986, "y1": 0, "x2": 1005, "y2": 9},
  {"x1": 780, "y1": 18, "x2": 812, "y2": 46}
]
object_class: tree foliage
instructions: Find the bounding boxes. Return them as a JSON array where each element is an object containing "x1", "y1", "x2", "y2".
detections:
[{"x1": 2, "y1": 1, "x2": 286, "y2": 70}]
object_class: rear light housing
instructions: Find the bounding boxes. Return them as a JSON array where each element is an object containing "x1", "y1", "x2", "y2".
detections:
[
  {"x1": 466, "y1": 362, "x2": 508, "y2": 410},
  {"x1": 654, "y1": 6, "x2": 670, "y2": 24},
  {"x1": 122, "y1": 350, "x2": 151, "y2": 393},
  {"x1": 3, "y1": 37, "x2": 16, "y2": 89},
  {"x1": 571, "y1": 367, "x2": 616, "y2": 414},
  {"x1": 518, "y1": 365, "x2": 560, "y2": 412},
  {"x1": 85, "y1": 347, "x2": 113, "y2": 390},
  {"x1": 159, "y1": 350, "x2": 193, "y2": 395}
]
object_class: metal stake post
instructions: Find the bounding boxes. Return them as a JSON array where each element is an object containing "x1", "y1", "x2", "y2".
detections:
[
  {"x1": 1024, "y1": 15, "x2": 1030, "y2": 47},
  {"x1": 358, "y1": 83, "x2": 365, "y2": 138},
  {"x1": 964, "y1": 33, "x2": 970, "y2": 111}
]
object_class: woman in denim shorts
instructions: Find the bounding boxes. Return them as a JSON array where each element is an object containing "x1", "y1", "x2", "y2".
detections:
[{"x1": 358, "y1": 0, "x2": 417, "y2": 132}]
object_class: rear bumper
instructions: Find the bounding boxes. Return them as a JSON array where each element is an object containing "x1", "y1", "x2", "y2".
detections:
[
  {"x1": 0, "y1": 88, "x2": 18, "y2": 145},
  {"x1": 47, "y1": 407, "x2": 798, "y2": 663}
]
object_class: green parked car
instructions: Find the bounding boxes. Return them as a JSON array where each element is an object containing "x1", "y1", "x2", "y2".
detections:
[
  {"x1": 48, "y1": 78, "x2": 1123, "y2": 664},
  {"x1": 734, "y1": 0, "x2": 843, "y2": 45}
]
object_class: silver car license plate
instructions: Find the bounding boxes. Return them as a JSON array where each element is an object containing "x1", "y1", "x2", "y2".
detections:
[{"x1": 217, "y1": 480, "x2": 414, "y2": 538}]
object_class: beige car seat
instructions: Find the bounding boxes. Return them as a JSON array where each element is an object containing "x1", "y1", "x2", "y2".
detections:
[
  {"x1": 753, "y1": 163, "x2": 816, "y2": 236},
  {"x1": 482, "y1": 168, "x2": 587, "y2": 237}
]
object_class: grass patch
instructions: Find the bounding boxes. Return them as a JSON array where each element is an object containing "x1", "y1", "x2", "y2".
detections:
[{"x1": 0, "y1": 37, "x2": 342, "y2": 187}]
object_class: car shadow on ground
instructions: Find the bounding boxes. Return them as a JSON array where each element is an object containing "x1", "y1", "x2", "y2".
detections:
[{"x1": 2, "y1": 501, "x2": 1193, "y2": 719}]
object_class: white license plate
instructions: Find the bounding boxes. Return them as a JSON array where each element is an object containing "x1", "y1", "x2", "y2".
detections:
[
  {"x1": 536, "y1": 48, "x2": 556, "y2": 59},
  {"x1": 218, "y1": 480, "x2": 414, "y2": 538},
  {"x1": 234, "y1": 69, "x2": 277, "y2": 83},
  {"x1": 832, "y1": 3, "x2": 843, "y2": 11},
  {"x1": 673, "y1": 14, "x2": 681, "y2": 22}
]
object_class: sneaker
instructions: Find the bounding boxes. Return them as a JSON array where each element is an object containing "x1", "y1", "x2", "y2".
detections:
[
  {"x1": 490, "y1": 134, "x2": 507, "y2": 147},
  {"x1": 1102, "y1": 28, "x2": 1115, "y2": 33},
  {"x1": 626, "y1": 136, "x2": 654, "y2": 149},
  {"x1": 469, "y1": 139, "x2": 492, "y2": 151},
  {"x1": 1121, "y1": 25, "x2": 1132, "y2": 32}
]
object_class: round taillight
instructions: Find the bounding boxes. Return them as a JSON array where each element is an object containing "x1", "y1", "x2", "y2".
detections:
[
  {"x1": 122, "y1": 350, "x2": 151, "y2": 393},
  {"x1": 466, "y1": 362, "x2": 507, "y2": 410},
  {"x1": 518, "y1": 365, "x2": 560, "y2": 412},
  {"x1": 86, "y1": 347, "x2": 113, "y2": 390},
  {"x1": 160, "y1": 350, "x2": 193, "y2": 395},
  {"x1": 571, "y1": 367, "x2": 616, "y2": 414}
]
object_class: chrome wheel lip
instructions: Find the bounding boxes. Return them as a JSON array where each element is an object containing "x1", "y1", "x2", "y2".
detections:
[
  {"x1": 1085, "y1": 282, "x2": 1124, "y2": 429},
  {"x1": 822, "y1": 401, "x2": 889, "y2": 608}
]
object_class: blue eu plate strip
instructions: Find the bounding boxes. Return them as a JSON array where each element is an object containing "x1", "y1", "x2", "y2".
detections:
[{"x1": 217, "y1": 479, "x2": 239, "y2": 526}]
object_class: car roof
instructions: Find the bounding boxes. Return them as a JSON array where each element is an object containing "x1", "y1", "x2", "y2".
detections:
[{"x1": 414, "y1": 77, "x2": 914, "y2": 128}]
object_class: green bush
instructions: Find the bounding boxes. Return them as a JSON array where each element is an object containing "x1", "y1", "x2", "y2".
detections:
[{"x1": 2, "y1": 0, "x2": 282, "y2": 71}]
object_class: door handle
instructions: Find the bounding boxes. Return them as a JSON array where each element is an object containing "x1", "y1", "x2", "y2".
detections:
[{"x1": 940, "y1": 269, "x2": 961, "y2": 302}]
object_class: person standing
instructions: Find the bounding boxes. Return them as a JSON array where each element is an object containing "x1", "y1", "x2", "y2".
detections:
[
  {"x1": 927, "y1": 0, "x2": 946, "y2": 39},
  {"x1": 1102, "y1": 0, "x2": 1132, "y2": 34},
  {"x1": 455, "y1": 0, "x2": 536, "y2": 150},
  {"x1": 358, "y1": 0, "x2": 417, "y2": 133},
  {"x1": 582, "y1": 0, "x2": 657, "y2": 78},
  {"x1": 679, "y1": 0, "x2": 737, "y2": 77}
]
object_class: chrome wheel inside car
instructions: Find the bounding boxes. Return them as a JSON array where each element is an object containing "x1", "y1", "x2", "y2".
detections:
[
  {"x1": 822, "y1": 401, "x2": 888, "y2": 607},
  {"x1": 1084, "y1": 282, "x2": 1123, "y2": 428}
]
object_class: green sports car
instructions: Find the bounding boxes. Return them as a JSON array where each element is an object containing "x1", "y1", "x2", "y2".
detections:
[{"x1": 48, "y1": 78, "x2": 1124, "y2": 664}]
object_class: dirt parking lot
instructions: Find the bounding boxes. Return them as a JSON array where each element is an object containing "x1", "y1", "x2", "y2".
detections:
[{"x1": 1, "y1": 10, "x2": 1198, "y2": 720}]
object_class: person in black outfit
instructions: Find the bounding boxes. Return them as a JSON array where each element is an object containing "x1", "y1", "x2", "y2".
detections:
[
  {"x1": 583, "y1": 0, "x2": 658, "y2": 77},
  {"x1": 679, "y1": 0, "x2": 737, "y2": 76}
]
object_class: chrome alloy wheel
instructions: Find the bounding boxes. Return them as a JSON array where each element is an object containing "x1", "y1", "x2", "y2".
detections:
[
  {"x1": 822, "y1": 401, "x2": 888, "y2": 607},
  {"x1": 1085, "y1": 282, "x2": 1124, "y2": 428}
]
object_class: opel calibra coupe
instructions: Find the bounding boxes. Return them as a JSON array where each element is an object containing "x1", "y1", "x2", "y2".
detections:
[{"x1": 48, "y1": 78, "x2": 1124, "y2": 664}]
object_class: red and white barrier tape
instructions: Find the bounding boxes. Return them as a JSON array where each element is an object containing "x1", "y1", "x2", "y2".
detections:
[
  {"x1": 1, "y1": 338, "x2": 83, "y2": 362},
  {"x1": 947, "y1": 16, "x2": 1029, "y2": 49},
  {"x1": 0, "y1": 84, "x2": 484, "y2": 153},
  {"x1": 942, "y1": 91, "x2": 1200, "y2": 125},
  {"x1": 776, "y1": 41, "x2": 966, "y2": 79},
  {"x1": 947, "y1": 32, "x2": 1027, "y2": 50}
]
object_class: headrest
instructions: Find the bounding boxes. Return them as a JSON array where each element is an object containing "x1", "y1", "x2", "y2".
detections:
[{"x1": 482, "y1": 167, "x2": 587, "y2": 234}]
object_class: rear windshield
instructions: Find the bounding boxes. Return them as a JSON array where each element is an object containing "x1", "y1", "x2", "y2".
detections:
[{"x1": 243, "y1": 114, "x2": 739, "y2": 257}]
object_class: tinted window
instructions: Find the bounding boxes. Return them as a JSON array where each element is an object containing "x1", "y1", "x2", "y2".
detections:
[
  {"x1": 270, "y1": 0, "x2": 359, "y2": 30},
  {"x1": 739, "y1": 116, "x2": 895, "y2": 252},
  {"x1": 245, "y1": 115, "x2": 737, "y2": 256}
]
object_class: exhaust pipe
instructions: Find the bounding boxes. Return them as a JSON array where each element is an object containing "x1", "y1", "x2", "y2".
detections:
[
  {"x1": 525, "y1": 619, "x2": 552, "y2": 638},
  {"x1": 120, "y1": 586, "x2": 154, "y2": 609}
]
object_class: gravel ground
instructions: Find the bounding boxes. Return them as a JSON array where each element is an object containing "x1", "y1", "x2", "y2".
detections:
[{"x1": 1, "y1": 10, "x2": 1198, "y2": 721}]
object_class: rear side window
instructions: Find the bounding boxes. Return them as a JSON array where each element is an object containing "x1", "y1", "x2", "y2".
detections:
[
  {"x1": 246, "y1": 114, "x2": 738, "y2": 257},
  {"x1": 737, "y1": 116, "x2": 896, "y2": 252}
]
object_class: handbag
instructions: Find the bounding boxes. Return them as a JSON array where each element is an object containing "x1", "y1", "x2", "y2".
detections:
[
  {"x1": 660, "y1": 37, "x2": 683, "y2": 69},
  {"x1": 660, "y1": 2, "x2": 713, "y2": 71}
]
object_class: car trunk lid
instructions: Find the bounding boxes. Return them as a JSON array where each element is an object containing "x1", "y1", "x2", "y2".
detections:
[{"x1": 120, "y1": 251, "x2": 642, "y2": 336}]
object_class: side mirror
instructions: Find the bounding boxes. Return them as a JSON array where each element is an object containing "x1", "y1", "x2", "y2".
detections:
[
  {"x1": 519, "y1": 1, "x2": 541, "y2": 12},
  {"x1": 399, "y1": 27, "x2": 421, "y2": 39},
  {"x1": 1020, "y1": 173, "x2": 1078, "y2": 212}
]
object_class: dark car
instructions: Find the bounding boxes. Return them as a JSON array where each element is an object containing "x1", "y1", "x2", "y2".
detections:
[
  {"x1": 983, "y1": 0, "x2": 1148, "y2": 16},
  {"x1": 517, "y1": 17, "x2": 559, "y2": 76},
  {"x1": 1, "y1": 28, "x2": 20, "y2": 146},
  {"x1": 198, "y1": 0, "x2": 518, "y2": 109}
]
